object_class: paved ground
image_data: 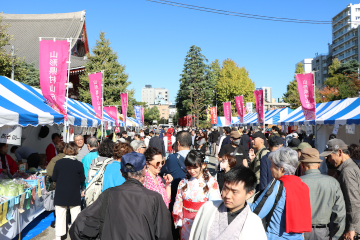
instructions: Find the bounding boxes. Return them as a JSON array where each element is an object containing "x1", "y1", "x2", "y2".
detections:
[{"x1": 30, "y1": 154, "x2": 218, "y2": 240}]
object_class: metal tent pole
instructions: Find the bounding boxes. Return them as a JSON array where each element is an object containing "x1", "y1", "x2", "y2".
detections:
[{"x1": 64, "y1": 38, "x2": 72, "y2": 143}]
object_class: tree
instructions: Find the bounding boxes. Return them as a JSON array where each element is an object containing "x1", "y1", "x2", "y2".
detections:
[
  {"x1": 16, "y1": 61, "x2": 40, "y2": 88},
  {"x1": 209, "y1": 59, "x2": 221, "y2": 108},
  {"x1": 216, "y1": 59, "x2": 255, "y2": 115},
  {"x1": 144, "y1": 106, "x2": 160, "y2": 125},
  {"x1": 78, "y1": 31, "x2": 136, "y2": 116},
  {"x1": 0, "y1": 14, "x2": 28, "y2": 81},
  {"x1": 283, "y1": 62, "x2": 304, "y2": 109},
  {"x1": 323, "y1": 58, "x2": 360, "y2": 100},
  {"x1": 176, "y1": 45, "x2": 214, "y2": 126}
]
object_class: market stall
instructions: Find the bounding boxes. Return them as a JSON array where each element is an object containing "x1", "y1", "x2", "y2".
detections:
[
  {"x1": 232, "y1": 108, "x2": 292, "y2": 127},
  {"x1": 216, "y1": 116, "x2": 239, "y2": 127},
  {"x1": 0, "y1": 174, "x2": 46, "y2": 240}
]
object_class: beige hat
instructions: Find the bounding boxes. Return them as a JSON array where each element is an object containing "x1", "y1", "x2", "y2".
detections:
[{"x1": 300, "y1": 148, "x2": 323, "y2": 163}]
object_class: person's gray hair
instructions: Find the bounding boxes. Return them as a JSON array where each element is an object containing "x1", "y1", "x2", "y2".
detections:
[
  {"x1": 269, "y1": 147, "x2": 298, "y2": 175},
  {"x1": 130, "y1": 140, "x2": 145, "y2": 151},
  {"x1": 74, "y1": 134, "x2": 83, "y2": 139},
  {"x1": 87, "y1": 136, "x2": 98, "y2": 148}
]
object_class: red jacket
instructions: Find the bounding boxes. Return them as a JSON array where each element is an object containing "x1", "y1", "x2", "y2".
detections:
[
  {"x1": 46, "y1": 143, "x2": 57, "y2": 166},
  {"x1": 0, "y1": 154, "x2": 19, "y2": 175}
]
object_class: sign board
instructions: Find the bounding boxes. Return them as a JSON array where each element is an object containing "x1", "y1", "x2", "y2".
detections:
[
  {"x1": 0, "y1": 126, "x2": 22, "y2": 145},
  {"x1": 346, "y1": 124, "x2": 355, "y2": 134},
  {"x1": 306, "y1": 125, "x2": 313, "y2": 135}
]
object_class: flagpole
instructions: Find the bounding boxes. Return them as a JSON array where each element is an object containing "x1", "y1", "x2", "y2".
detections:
[
  {"x1": 101, "y1": 70, "x2": 104, "y2": 142},
  {"x1": 64, "y1": 37, "x2": 72, "y2": 143}
]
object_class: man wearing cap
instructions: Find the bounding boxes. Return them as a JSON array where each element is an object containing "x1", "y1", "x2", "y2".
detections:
[
  {"x1": 149, "y1": 129, "x2": 166, "y2": 157},
  {"x1": 259, "y1": 136, "x2": 283, "y2": 191},
  {"x1": 288, "y1": 138, "x2": 301, "y2": 150},
  {"x1": 218, "y1": 131, "x2": 248, "y2": 167},
  {"x1": 291, "y1": 142, "x2": 313, "y2": 177},
  {"x1": 300, "y1": 148, "x2": 346, "y2": 240},
  {"x1": 70, "y1": 152, "x2": 172, "y2": 240},
  {"x1": 249, "y1": 131, "x2": 269, "y2": 189},
  {"x1": 321, "y1": 139, "x2": 360, "y2": 240}
]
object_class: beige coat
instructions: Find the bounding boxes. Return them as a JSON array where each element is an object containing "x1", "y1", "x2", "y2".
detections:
[
  {"x1": 189, "y1": 200, "x2": 267, "y2": 240},
  {"x1": 46, "y1": 153, "x2": 65, "y2": 177}
]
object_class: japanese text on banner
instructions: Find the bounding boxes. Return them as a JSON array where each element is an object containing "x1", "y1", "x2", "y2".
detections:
[
  {"x1": 39, "y1": 40, "x2": 69, "y2": 116},
  {"x1": 89, "y1": 72, "x2": 103, "y2": 120},
  {"x1": 296, "y1": 73, "x2": 316, "y2": 121}
]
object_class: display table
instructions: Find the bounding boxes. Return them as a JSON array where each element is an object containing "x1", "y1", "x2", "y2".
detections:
[{"x1": 0, "y1": 180, "x2": 46, "y2": 240}]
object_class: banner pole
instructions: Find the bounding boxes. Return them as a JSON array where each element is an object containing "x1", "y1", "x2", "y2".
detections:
[
  {"x1": 64, "y1": 38, "x2": 72, "y2": 143},
  {"x1": 101, "y1": 70, "x2": 104, "y2": 142}
]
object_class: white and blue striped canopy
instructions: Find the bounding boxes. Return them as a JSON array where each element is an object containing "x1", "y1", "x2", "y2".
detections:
[
  {"x1": 278, "y1": 100, "x2": 344, "y2": 126},
  {"x1": 216, "y1": 117, "x2": 239, "y2": 127},
  {"x1": 316, "y1": 97, "x2": 360, "y2": 125},
  {"x1": 0, "y1": 76, "x2": 65, "y2": 127},
  {"x1": 22, "y1": 82, "x2": 102, "y2": 128},
  {"x1": 128, "y1": 117, "x2": 140, "y2": 127},
  {"x1": 232, "y1": 108, "x2": 292, "y2": 127}
]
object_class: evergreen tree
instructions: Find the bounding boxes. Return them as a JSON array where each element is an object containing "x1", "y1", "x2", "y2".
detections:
[
  {"x1": 283, "y1": 62, "x2": 304, "y2": 109},
  {"x1": 216, "y1": 59, "x2": 255, "y2": 115},
  {"x1": 79, "y1": 31, "x2": 136, "y2": 116},
  {"x1": 144, "y1": 106, "x2": 160, "y2": 125},
  {"x1": 176, "y1": 45, "x2": 213, "y2": 126},
  {"x1": 0, "y1": 15, "x2": 27, "y2": 81},
  {"x1": 17, "y1": 61, "x2": 40, "y2": 88}
]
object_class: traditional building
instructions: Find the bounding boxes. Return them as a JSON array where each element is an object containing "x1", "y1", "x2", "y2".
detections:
[{"x1": 1, "y1": 10, "x2": 89, "y2": 99}]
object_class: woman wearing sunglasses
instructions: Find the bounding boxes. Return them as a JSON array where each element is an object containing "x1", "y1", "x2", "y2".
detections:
[
  {"x1": 144, "y1": 147, "x2": 173, "y2": 208},
  {"x1": 173, "y1": 150, "x2": 221, "y2": 240}
]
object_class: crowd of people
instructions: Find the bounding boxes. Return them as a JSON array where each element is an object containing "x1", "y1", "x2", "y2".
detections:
[{"x1": 2, "y1": 124, "x2": 360, "y2": 240}]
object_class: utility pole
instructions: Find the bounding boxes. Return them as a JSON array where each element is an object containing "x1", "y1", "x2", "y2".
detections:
[{"x1": 11, "y1": 46, "x2": 15, "y2": 80}]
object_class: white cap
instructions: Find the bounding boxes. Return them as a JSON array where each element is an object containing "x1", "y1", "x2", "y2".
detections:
[{"x1": 292, "y1": 132, "x2": 298, "y2": 137}]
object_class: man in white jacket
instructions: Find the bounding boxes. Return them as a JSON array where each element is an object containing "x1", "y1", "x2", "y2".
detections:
[{"x1": 189, "y1": 167, "x2": 267, "y2": 240}]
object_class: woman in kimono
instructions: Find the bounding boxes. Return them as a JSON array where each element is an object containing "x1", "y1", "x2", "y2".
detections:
[{"x1": 173, "y1": 150, "x2": 221, "y2": 240}]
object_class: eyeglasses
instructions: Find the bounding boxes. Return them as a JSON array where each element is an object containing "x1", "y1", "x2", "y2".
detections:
[{"x1": 151, "y1": 161, "x2": 165, "y2": 168}]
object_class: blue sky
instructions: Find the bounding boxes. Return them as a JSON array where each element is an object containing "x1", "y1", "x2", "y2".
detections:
[{"x1": 2, "y1": 0, "x2": 352, "y2": 103}]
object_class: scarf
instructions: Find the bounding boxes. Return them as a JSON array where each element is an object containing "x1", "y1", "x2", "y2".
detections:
[
  {"x1": 144, "y1": 171, "x2": 170, "y2": 208},
  {"x1": 208, "y1": 202, "x2": 249, "y2": 240},
  {"x1": 279, "y1": 175, "x2": 312, "y2": 233},
  {"x1": 167, "y1": 128, "x2": 174, "y2": 153},
  {"x1": 63, "y1": 155, "x2": 78, "y2": 160}
]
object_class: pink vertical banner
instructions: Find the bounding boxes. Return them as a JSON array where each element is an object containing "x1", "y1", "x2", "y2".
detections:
[
  {"x1": 254, "y1": 90, "x2": 264, "y2": 124},
  {"x1": 104, "y1": 106, "x2": 118, "y2": 126},
  {"x1": 39, "y1": 40, "x2": 69, "y2": 116},
  {"x1": 296, "y1": 73, "x2": 316, "y2": 120},
  {"x1": 223, "y1": 102, "x2": 231, "y2": 126},
  {"x1": 140, "y1": 107, "x2": 144, "y2": 125},
  {"x1": 120, "y1": 93, "x2": 128, "y2": 126},
  {"x1": 88, "y1": 72, "x2": 103, "y2": 120},
  {"x1": 211, "y1": 107, "x2": 217, "y2": 124},
  {"x1": 234, "y1": 96, "x2": 244, "y2": 124},
  {"x1": 244, "y1": 105, "x2": 247, "y2": 116}
]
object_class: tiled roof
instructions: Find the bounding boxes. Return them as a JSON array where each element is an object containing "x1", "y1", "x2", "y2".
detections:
[{"x1": 1, "y1": 10, "x2": 87, "y2": 69}]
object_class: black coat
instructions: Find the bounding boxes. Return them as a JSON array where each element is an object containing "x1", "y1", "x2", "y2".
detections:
[
  {"x1": 69, "y1": 178, "x2": 172, "y2": 240},
  {"x1": 149, "y1": 136, "x2": 166, "y2": 157},
  {"x1": 211, "y1": 130, "x2": 220, "y2": 143},
  {"x1": 240, "y1": 134, "x2": 251, "y2": 152},
  {"x1": 52, "y1": 156, "x2": 85, "y2": 206}
]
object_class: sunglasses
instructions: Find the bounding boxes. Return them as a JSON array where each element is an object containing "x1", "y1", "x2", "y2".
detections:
[{"x1": 151, "y1": 161, "x2": 165, "y2": 167}]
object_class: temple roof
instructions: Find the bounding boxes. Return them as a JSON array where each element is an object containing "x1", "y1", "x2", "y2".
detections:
[{"x1": 1, "y1": 10, "x2": 88, "y2": 69}]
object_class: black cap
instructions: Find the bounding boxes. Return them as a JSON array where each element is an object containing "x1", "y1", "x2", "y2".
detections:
[
  {"x1": 288, "y1": 138, "x2": 301, "y2": 149},
  {"x1": 268, "y1": 136, "x2": 284, "y2": 147},
  {"x1": 251, "y1": 131, "x2": 266, "y2": 140}
]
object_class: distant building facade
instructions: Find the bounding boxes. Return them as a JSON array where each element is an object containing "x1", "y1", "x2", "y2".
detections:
[
  {"x1": 262, "y1": 87, "x2": 272, "y2": 103},
  {"x1": 297, "y1": 58, "x2": 313, "y2": 73},
  {"x1": 142, "y1": 85, "x2": 169, "y2": 106}
]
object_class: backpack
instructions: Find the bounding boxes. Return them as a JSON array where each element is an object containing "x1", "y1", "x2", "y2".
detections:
[
  {"x1": 85, "y1": 157, "x2": 114, "y2": 207},
  {"x1": 87, "y1": 157, "x2": 108, "y2": 184}
]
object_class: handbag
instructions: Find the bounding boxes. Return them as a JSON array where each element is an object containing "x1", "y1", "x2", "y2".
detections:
[{"x1": 43, "y1": 190, "x2": 55, "y2": 211}]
